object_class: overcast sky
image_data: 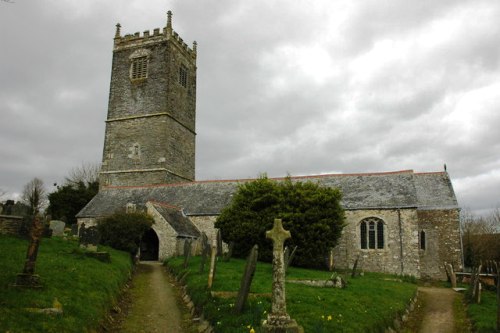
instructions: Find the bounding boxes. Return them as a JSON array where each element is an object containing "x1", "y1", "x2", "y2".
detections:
[{"x1": 1, "y1": 0, "x2": 499, "y2": 216}]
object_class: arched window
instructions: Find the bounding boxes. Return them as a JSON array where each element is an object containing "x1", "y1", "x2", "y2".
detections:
[
  {"x1": 420, "y1": 230, "x2": 426, "y2": 250},
  {"x1": 360, "y1": 217, "x2": 385, "y2": 249}
]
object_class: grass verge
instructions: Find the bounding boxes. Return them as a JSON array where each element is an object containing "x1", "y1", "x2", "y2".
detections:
[
  {"x1": 467, "y1": 289, "x2": 498, "y2": 333},
  {"x1": 0, "y1": 234, "x2": 132, "y2": 332},
  {"x1": 166, "y1": 256, "x2": 417, "y2": 333}
]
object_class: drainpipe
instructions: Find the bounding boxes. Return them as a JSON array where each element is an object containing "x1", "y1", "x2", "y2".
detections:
[
  {"x1": 398, "y1": 208, "x2": 404, "y2": 275},
  {"x1": 457, "y1": 209, "x2": 465, "y2": 270}
]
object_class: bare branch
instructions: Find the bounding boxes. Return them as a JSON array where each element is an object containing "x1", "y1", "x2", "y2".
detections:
[
  {"x1": 64, "y1": 162, "x2": 100, "y2": 187},
  {"x1": 21, "y1": 178, "x2": 47, "y2": 215}
]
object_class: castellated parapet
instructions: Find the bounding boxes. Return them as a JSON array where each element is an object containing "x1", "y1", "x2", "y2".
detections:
[{"x1": 100, "y1": 11, "x2": 197, "y2": 188}]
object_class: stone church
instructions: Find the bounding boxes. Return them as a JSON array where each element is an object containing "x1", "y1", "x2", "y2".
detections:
[{"x1": 77, "y1": 12, "x2": 462, "y2": 280}]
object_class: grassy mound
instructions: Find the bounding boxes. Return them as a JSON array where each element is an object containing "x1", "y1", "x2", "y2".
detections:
[
  {"x1": 0, "y1": 235, "x2": 132, "y2": 332},
  {"x1": 166, "y1": 256, "x2": 417, "y2": 332}
]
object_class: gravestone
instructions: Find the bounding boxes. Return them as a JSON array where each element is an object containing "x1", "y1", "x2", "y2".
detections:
[
  {"x1": 328, "y1": 248, "x2": 334, "y2": 271},
  {"x1": 207, "y1": 240, "x2": 217, "y2": 288},
  {"x1": 262, "y1": 219, "x2": 302, "y2": 333},
  {"x1": 223, "y1": 241, "x2": 234, "y2": 262},
  {"x1": 216, "y1": 229, "x2": 223, "y2": 256},
  {"x1": 14, "y1": 215, "x2": 44, "y2": 288},
  {"x1": 234, "y1": 244, "x2": 259, "y2": 314},
  {"x1": 79, "y1": 226, "x2": 100, "y2": 252},
  {"x1": 183, "y1": 239, "x2": 192, "y2": 268},
  {"x1": 70, "y1": 223, "x2": 79, "y2": 236},
  {"x1": 351, "y1": 254, "x2": 361, "y2": 278},
  {"x1": 199, "y1": 233, "x2": 209, "y2": 273},
  {"x1": 49, "y1": 220, "x2": 65, "y2": 237}
]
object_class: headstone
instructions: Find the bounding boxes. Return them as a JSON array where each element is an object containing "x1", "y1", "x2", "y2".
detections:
[
  {"x1": 223, "y1": 241, "x2": 234, "y2": 262},
  {"x1": 444, "y1": 262, "x2": 457, "y2": 288},
  {"x1": 183, "y1": 239, "x2": 192, "y2": 269},
  {"x1": 216, "y1": 229, "x2": 223, "y2": 256},
  {"x1": 262, "y1": 219, "x2": 302, "y2": 333},
  {"x1": 207, "y1": 240, "x2": 217, "y2": 288},
  {"x1": 79, "y1": 226, "x2": 100, "y2": 252},
  {"x1": 234, "y1": 244, "x2": 258, "y2": 314},
  {"x1": 70, "y1": 223, "x2": 79, "y2": 236},
  {"x1": 328, "y1": 248, "x2": 334, "y2": 272},
  {"x1": 49, "y1": 220, "x2": 65, "y2": 237},
  {"x1": 14, "y1": 215, "x2": 44, "y2": 288},
  {"x1": 199, "y1": 233, "x2": 209, "y2": 273},
  {"x1": 286, "y1": 245, "x2": 297, "y2": 271},
  {"x1": 351, "y1": 254, "x2": 361, "y2": 278}
]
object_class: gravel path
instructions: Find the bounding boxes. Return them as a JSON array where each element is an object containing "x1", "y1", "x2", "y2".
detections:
[
  {"x1": 120, "y1": 261, "x2": 188, "y2": 333},
  {"x1": 417, "y1": 287, "x2": 456, "y2": 333}
]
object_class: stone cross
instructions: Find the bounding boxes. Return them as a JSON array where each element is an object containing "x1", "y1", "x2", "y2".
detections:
[
  {"x1": 14, "y1": 215, "x2": 44, "y2": 288},
  {"x1": 263, "y1": 219, "x2": 302, "y2": 332}
]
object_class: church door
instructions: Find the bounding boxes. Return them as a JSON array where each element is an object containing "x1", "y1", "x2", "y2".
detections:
[{"x1": 140, "y1": 228, "x2": 159, "y2": 261}]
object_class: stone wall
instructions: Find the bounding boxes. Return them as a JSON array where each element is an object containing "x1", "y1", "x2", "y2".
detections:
[
  {"x1": 333, "y1": 208, "x2": 421, "y2": 277},
  {"x1": 0, "y1": 215, "x2": 25, "y2": 236},
  {"x1": 101, "y1": 25, "x2": 196, "y2": 188},
  {"x1": 188, "y1": 215, "x2": 218, "y2": 243},
  {"x1": 418, "y1": 209, "x2": 462, "y2": 280},
  {"x1": 147, "y1": 202, "x2": 178, "y2": 259}
]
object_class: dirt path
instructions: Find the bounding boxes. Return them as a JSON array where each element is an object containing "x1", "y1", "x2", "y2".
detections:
[
  {"x1": 417, "y1": 287, "x2": 456, "y2": 333},
  {"x1": 119, "y1": 261, "x2": 190, "y2": 333}
]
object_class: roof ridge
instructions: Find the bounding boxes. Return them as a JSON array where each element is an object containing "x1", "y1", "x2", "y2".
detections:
[{"x1": 101, "y1": 169, "x2": 417, "y2": 190}]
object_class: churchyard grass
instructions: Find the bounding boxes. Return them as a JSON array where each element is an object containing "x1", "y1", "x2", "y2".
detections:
[
  {"x1": 467, "y1": 289, "x2": 498, "y2": 332},
  {"x1": 166, "y1": 256, "x2": 417, "y2": 333},
  {"x1": 0, "y1": 234, "x2": 132, "y2": 332}
]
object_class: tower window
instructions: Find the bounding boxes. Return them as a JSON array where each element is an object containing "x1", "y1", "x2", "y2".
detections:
[
  {"x1": 131, "y1": 56, "x2": 148, "y2": 80},
  {"x1": 360, "y1": 217, "x2": 385, "y2": 249},
  {"x1": 179, "y1": 65, "x2": 188, "y2": 87}
]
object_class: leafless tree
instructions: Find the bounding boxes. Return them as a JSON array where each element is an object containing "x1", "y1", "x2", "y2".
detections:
[
  {"x1": 462, "y1": 208, "x2": 500, "y2": 266},
  {"x1": 64, "y1": 162, "x2": 100, "y2": 187},
  {"x1": 21, "y1": 178, "x2": 47, "y2": 215}
]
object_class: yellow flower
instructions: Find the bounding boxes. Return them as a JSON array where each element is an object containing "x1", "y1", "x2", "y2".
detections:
[
  {"x1": 327, "y1": 315, "x2": 332, "y2": 321},
  {"x1": 250, "y1": 329, "x2": 255, "y2": 333},
  {"x1": 247, "y1": 325, "x2": 251, "y2": 329},
  {"x1": 321, "y1": 315, "x2": 325, "y2": 319}
]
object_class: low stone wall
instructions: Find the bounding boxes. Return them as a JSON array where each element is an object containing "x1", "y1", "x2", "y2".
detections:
[
  {"x1": 0, "y1": 215, "x2": 25, "y2": 236},
  {"x1": 385, "y1": 290, "x2": 419, "y2": 333}
]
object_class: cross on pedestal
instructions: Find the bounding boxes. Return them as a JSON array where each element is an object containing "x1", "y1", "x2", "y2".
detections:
[{"x1": 263, "y1": 219, "x2": 303, "y2": 333}]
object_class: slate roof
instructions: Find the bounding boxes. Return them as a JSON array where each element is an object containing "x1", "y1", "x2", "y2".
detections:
[
  {"x1": 77, "y1": 170, "x2": 459, "y2": 218},
  {"x1": 150, "y1": 202, "x2": 200, "y2": 238}
]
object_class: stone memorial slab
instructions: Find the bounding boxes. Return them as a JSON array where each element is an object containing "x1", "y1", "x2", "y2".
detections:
[
  {"x1": 234, "y1": 244, "x2": 258, "y2": 314},
  {"x1": 207, "y1": 240, "x2": 217, "y2": 288},
  {"x1": 14, "y1": 215, "x2": 44, "y2": 288},
  {"x1": 49, "y1": 220, "x2": 65, "y2": 237},
  {"x1": 80, "y1": 226, "x2": 100, "y2": 252},
  {"x1": 70, "y1": 223, "x2": 79, "y2": 236}
]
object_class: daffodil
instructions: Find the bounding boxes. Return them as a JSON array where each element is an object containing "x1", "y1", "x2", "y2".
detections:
[{"x1": 327, "y1": 315, "x2": 332, "y2": 321}]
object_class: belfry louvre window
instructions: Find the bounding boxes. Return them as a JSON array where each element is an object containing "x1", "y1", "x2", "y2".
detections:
[
  {"x1": 131, "y1": 56, "x2": 148, "y2": 80},
  {"x1": 179, "y1": 65, "x2": 188, "y2": 87},
  {"x1": 360, "y1": 217, "x2": 385, "y2": 249}
]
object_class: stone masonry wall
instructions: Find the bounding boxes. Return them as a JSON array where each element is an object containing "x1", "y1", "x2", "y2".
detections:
[
  {"x1": 102, "y1": 27, "x2": 196, "y2": 188},
  {"x1": 188, "y1": 215, "x2": 218, "y2": 243},
  {"x1": 101, "y1": 114, "x2": 195, "y2": 186},
  {"x1": 333, "y1": 209, "x2": 421, "y2": 277},
  {"x1": 146, "y1": 202, "x2": 178, "y2": 259},
  {"x1": 0, "y1": 215, "x2": 25, "y2": 236},
  {"x1": 418, "y1": 209, "x2": 462, "y2": 280}
]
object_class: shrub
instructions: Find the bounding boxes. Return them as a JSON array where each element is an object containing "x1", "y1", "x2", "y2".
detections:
[
  {"x1": 97, "y1": 211, "x2": 154, "y2": 254},
  {"x1": 215, "y1": 176, "x2": 345, "y2": 268}
]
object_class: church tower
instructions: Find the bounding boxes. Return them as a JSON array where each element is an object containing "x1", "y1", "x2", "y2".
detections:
[{"x1": 100, "y1": 11, "x2": 196, "y2": 187}]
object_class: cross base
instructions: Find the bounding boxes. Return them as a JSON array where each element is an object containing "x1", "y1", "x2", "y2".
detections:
[
  {"x1": 262, "y1": 315, "x2": 304, "y2": 333},
  {"x1": 12, "y1": 273, "x2": 42, "y2": 288}
]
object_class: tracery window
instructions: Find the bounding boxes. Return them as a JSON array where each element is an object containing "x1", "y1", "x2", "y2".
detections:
[{"x1": 360, "y1": 217, "x2": 385, "y2": 249}]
